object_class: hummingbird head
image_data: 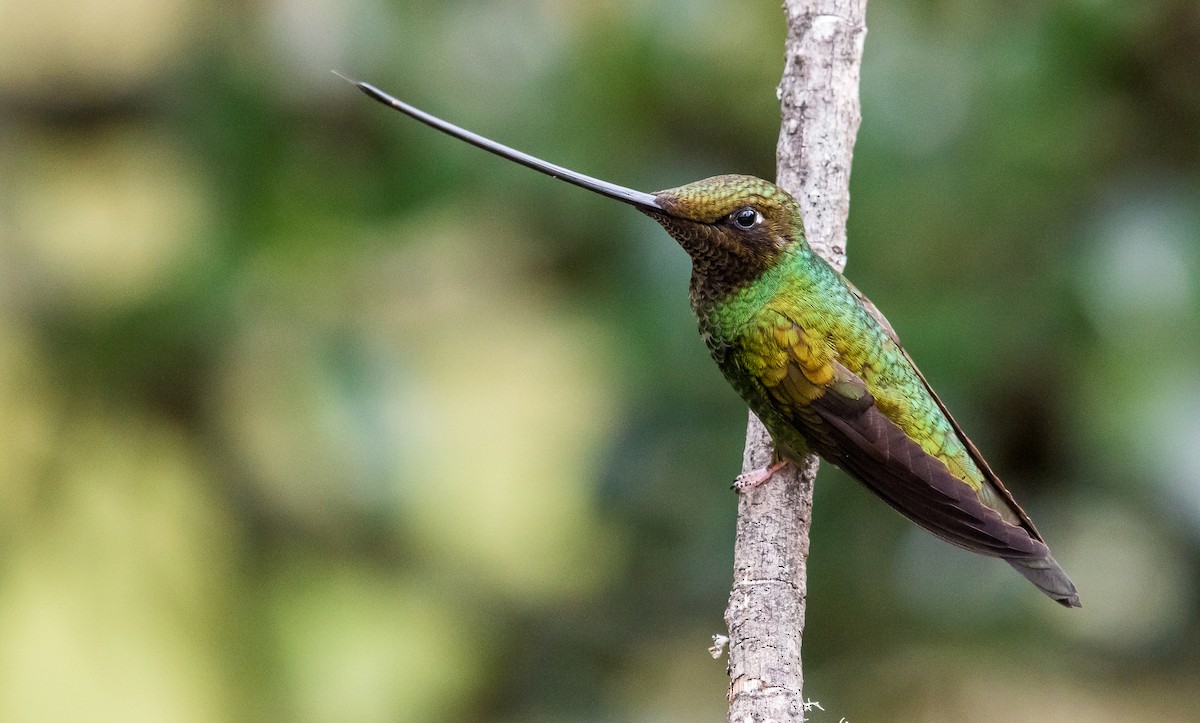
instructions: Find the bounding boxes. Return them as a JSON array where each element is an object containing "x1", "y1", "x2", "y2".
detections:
[
  {"x1": 338, "y1": 75, "x2": 807, "y2": 301},
  {"x1": 646, "y1": 175, "x2": 806, "y2": 300}
]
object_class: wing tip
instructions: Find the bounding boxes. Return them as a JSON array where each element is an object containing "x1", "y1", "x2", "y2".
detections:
[
  {"x1": 1006, "y1": 555, "x2": 1081, "y2": 608},
  {"x1": 1056, "y1": 593, "x2": 1083, "y2": 609}
]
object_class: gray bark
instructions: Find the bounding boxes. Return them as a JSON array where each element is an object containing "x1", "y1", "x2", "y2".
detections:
[{"x1": 725, "y1": 2, "x2": 867, "y2": 720}]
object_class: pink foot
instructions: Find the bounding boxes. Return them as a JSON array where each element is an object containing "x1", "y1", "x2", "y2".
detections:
[{"x1": 732, "y1": 459, "x2": 788, "y2": 493}]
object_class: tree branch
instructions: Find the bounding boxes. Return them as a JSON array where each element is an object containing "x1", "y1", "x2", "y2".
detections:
[{"x1": 725, "y1": 2, "x2": 867, "y2": 720}]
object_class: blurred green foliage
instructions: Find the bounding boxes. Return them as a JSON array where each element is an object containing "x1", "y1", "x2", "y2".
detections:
[{"x1": 2, "y1": 0, "x2": 1199, "y2": 720}]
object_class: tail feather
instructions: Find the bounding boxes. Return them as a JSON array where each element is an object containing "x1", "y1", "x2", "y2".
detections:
[{"x1": 1006, "y1": 556, "x2": 1081, "y2": 608}]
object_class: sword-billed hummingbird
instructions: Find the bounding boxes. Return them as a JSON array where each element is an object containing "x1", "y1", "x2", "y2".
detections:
[{"x1": 337, "y1": 73, "x2": 1080, "y2": 608}]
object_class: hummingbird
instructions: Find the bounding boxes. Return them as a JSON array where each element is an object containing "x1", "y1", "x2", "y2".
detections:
[{"x1": 336, "y1": 73, "x2": 1081, "y2": 608}]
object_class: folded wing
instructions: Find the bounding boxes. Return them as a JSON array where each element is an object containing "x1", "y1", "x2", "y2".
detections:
[{"x1": 743, "y1": 308, "x2": 1080, "y2": 607}]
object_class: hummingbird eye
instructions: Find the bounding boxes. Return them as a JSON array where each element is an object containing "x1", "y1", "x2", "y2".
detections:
[{"x1": 731, "y1": 207, "x2": 762, "y2": 230}]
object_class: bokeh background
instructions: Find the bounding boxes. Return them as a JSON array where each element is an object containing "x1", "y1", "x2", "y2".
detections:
[{"x1": 2, "y1": 0, "x2": 1199, "y2": 720}]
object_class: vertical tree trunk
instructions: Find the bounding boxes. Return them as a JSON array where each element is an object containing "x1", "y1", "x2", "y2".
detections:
[{"x1": 725, "y1": 2, "x2": 867, "y2": 720}]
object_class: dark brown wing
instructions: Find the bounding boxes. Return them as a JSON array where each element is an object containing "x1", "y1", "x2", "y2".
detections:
[
  {"x1": 845, "y1": 281, "x2": 1044, "y2": 540},
  {"x1": 789, "y1": 360, "x2": 1048, "y2": 559},
  {"x1": 841, "y1": 285, "x2": 1080, "y2": 605},
  {"x1": 747, "y1": 306, "x2": 1080, "y2": 606}
]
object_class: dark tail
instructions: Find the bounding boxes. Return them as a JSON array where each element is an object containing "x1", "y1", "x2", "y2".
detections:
[{"x1": 1006, "y1": 555, "x2": 1081, "y2": 608}]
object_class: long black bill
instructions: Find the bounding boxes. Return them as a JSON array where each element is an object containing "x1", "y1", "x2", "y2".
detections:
[{"x1": 334, "y1": 71, "x2": 664, "y2": 213}]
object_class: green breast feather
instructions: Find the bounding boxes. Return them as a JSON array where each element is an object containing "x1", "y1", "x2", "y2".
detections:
[{"x1": 705, "y1": 246, "x2": 1018, "y2": 524}]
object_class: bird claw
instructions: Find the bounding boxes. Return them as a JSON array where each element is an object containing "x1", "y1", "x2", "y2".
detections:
[{"x1": 732, "y1": 459, "x2": 788, "y2": 493}]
